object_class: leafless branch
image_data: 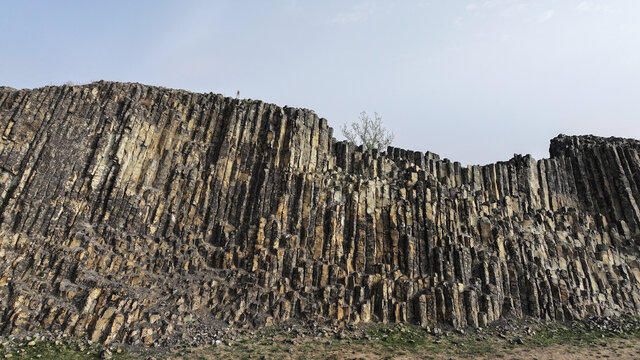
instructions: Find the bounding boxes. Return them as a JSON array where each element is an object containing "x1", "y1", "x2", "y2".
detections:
[{"x1": 341, "y1": 111, "x2": 394, "y2": 151}]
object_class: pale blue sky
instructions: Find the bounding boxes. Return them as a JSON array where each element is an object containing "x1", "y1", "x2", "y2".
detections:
[{"x1": 1, "y1": 0, "x2": 639, "y2": 165}]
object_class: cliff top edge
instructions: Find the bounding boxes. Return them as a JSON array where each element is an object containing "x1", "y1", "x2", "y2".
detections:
[{"x1": 2, "y1": 80, "x2": 638, "y2": 166}]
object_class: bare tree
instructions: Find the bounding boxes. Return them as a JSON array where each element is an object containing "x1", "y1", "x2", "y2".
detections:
[{"x1": 341, "y1": 111, "x2": 394, "y2": 151}]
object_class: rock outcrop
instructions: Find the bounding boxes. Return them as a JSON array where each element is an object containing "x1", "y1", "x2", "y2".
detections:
[{"x1": 1, "y1": 81, "x2": 640, "y2": 345}]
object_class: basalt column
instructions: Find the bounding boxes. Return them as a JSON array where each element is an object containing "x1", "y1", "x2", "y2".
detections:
[{"x1": 1, "y1": 82, "x2": 639, "y2": 345}]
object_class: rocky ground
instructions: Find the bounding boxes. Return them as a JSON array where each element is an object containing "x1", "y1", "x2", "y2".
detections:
[{"x1": 2, "y1": 315, "x2": 640, "y2": 359}]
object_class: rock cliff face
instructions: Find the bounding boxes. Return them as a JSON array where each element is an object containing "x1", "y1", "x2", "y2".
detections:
[{"x1": 1, "y1": 82, "x2": 640, "y2": 345}]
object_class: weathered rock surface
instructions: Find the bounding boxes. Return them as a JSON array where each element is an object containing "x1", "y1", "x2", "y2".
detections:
[{"x1": 1, "y1": 81, "x2": 640, "y2": 345}]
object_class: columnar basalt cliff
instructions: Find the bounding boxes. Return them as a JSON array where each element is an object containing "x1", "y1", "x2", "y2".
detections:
[{"x1": 1, "y1": 82, "x2": 640, "y2": 345}]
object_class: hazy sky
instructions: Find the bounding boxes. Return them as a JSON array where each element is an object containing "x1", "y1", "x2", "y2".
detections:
[{"x1": 1, "y1": 0, "x2": 639, "y2": 165}]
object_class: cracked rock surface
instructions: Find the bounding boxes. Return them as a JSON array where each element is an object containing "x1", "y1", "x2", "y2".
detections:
[{"x1": 1, "y1": 81, "x2": 640, "y2": 345}]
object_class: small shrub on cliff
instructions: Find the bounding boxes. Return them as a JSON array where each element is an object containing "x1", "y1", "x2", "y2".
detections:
[{"x1": 341, "y1": 111, "x2": 394, "y2": 151}]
